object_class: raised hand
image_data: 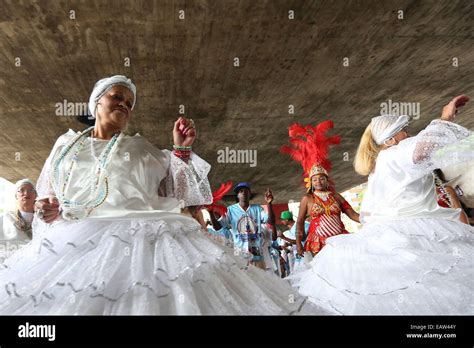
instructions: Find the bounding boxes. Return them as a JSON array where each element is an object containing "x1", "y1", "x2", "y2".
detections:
[
  {"x1": 441, "y1": 95, "x2": 469, "y2": 121},
  {"x1": 264, "y1": 188, "x2": 273, "y2": 204},
  {"x1": 173, "y1": 116, "x2": 196, "y2": 147}
]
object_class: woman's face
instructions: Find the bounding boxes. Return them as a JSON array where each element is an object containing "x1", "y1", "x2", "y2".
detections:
[
  {"x1": 311, "y1": 174, "x2": 328, "y2": 191},
  {"x1": 394, "y1": 126, "x2": 410, "y2": 142},
  {"x1": 386, "y1": 126, "x2": 410, "y2": 146},
  {"x1": 16, "y1": 184, "x2": 37, "y2": 207},
  {"x1": 95, "y1": 85, "x2": 134, "y2": 130}
]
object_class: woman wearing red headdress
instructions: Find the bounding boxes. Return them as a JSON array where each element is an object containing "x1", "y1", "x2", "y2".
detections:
[
  {"x1": 297, "y1": 164, "x2": 359, "y2": 257},
  {"x1": 281, "y1": 120, "x2": 359, "y2": 257}
]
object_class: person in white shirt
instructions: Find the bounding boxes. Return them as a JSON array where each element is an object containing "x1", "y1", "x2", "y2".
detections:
[{"x1": 0, "y1": 179, "x2": 36, "y2": 262}]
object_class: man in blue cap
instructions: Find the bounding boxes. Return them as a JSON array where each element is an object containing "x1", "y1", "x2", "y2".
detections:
[{"x1": 208, "y1": 182, "x2": 276, "y2": 270}]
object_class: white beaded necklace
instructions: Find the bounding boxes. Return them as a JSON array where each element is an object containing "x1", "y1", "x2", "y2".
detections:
[
  {"x1": 313, "y1": 191, "x2": 330, "y2": 201},
  {"x1": 51, "y1": 127, "x2": 124, "y2": 220}
]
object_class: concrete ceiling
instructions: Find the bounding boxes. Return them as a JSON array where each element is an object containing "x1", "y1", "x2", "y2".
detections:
[{"x1": 1, "y1": 0, "x2": 473, "y2": 204}]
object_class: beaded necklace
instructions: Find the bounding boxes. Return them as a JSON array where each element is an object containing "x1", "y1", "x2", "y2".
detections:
[
  {"x1": 434, "y1": 176, "x2": 453, "y2": 208},
  {"x1": 313, "y1": 191, "x2": 330, "y2": 201},
  {"x1": 51, "y1": 126, "x2": 123, "y2": 220}
]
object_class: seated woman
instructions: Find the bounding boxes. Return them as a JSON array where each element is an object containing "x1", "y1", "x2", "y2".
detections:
[
  {"x1": 0, "y1": 179, "x2": 37, "y2": 262},
  {"x1": 0, "y1": 75, "x2": 324, "y2": 315},
  {"x1": 289, "y1": 95, "x2": 473, "y2": 315}
]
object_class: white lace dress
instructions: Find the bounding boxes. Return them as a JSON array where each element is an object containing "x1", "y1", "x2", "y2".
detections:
[
  {"x1": 0, "y1": 130, "x2": 326, "y2": 315},
  {"x1": 289, "y1": 120, "x2": 474, "y2": 315}
]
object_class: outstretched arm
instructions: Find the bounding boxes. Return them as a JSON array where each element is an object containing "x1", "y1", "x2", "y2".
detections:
[
  {"x1": 412, "y1": 95, "x2": 471, "y2": 165},
  {"x1": 164, "y1": 117, "x2": 213, "y2": 207},
  {"x1": 335, "y1": 193, "x2": 360, "y2": 223},
  {"x1": 264, "y1": 188, "x2": 275, "y2": 225},
  {"x1": 207, "y1": 208, "x2": 223, "y2": 231},
  {"x1": 268, "y1": 222, "x2": 277, "y2": 241},
  {"x1": 278, "y1": 229, "x2": 297, "y2": 245},
  {"x1": 440, "y1": 95, "x2": 469, "y2": 122}
]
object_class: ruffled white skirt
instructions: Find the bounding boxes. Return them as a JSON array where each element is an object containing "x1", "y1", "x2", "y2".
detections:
[
  {"x1": 288, "y1": 217, "x2": 474, "y2": 315},
  {"x1": 0, "y1": 214, "x2": 328, "y2": 315}
]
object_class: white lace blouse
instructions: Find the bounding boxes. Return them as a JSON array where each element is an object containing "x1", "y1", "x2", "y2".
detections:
[
  {"x1": 35, "y1": 129, "x2": 213, "y2": 220},
  {"x1": 360, "y1": 120, "x2": 473, "y2": 223}
]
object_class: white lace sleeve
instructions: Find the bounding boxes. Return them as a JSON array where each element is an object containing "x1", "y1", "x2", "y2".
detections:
[
  {"x1": 162, "y1": 149, "x2": 213, "y2": 207},
  {"x1": 32, "y1": 131, "x2": 74, "y2": 238},
  {"x1": 412, "y1": 120, "x2": 472, "y2": 167},
  {"x1": 396, "y1": 120, "x2": 472, "y2": 174},
  {"x1": 35, "y1": 153, "x2": 55, "y2": 201}
]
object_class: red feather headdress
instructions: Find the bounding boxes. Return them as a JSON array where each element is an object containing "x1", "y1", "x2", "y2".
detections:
[
  {"x1": 204, "y1": 181, "x2": 233, "y2": 216},
  {"x1": 280, "y1": 120, "x2": 340, "y2": 190}
]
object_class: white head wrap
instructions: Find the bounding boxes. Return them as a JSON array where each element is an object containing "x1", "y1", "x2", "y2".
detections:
[
  {"x1": 88, "y1": 75, "x2": 137, "y2": 118},
  {"x1": 370, "y1": 115, "x2": 410, "y2": 145},
  {"x1": 15, "y1": 179, "x2": 36, "y2": 193}
]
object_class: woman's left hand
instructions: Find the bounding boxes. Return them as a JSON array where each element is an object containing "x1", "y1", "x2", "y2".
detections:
[{"x1": 173, "y1": 117, "x2": 196, "y2": 147}]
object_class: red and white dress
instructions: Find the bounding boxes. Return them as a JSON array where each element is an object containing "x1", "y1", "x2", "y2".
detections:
[{"x1": 304, "y1": 192, "x2": 351, "y2": 255}]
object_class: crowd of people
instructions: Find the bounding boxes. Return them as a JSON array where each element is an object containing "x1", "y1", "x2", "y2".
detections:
[{"x1": 0, "y1": 75, "x2": 472, "y2": 315}]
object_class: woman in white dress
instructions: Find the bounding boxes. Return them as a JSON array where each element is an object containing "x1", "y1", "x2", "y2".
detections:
[
  {"x1": 289, "y1": 95, "x2": 474, "y2": 315},
  {"x1": 0, "y1": 75, "x2": 324, "y2": 315}
]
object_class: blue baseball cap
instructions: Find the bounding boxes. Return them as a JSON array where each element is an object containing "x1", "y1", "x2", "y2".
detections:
[{"x1": 233, "y1": 182, "x2": 251, "y2": 194}]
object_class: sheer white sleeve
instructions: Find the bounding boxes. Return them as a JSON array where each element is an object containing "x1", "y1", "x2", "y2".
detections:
[
  {"x1": 412, "y1": 120, "x2": 472, "y2": 166},
  {"x1": 34, "y1": 153, "x2": 55, "y2": 201},
  {"x1": 35, "y1": 131, "x2": 75, "y2": 200},
  {"x1": 396, "y1": 120, "x2": 472, "y2": 175},
  {"x1": 32, "y1": 131, "x2": 74, "y2": 238},
  {"x1": 162, "y1": 150, "x2": 213, "y2": 207}
]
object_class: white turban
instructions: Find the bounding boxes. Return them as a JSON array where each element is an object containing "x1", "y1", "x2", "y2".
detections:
[
  {"x1": 371, "y1": 115, "x2": 410, "y2": 145},
  {"x1": 88, "y1": 75, "x2": 137, "y2": 118},
  {"x1": 15, "y1": 179, "x2": 36, "y2": 192}
]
